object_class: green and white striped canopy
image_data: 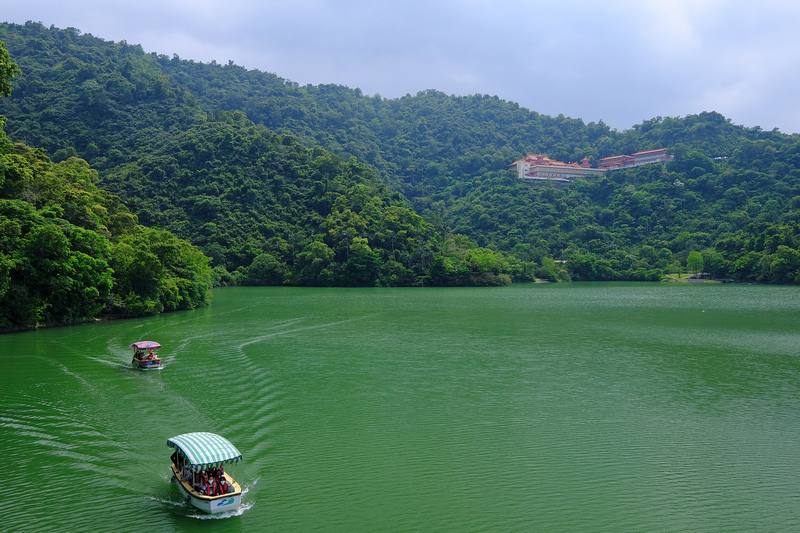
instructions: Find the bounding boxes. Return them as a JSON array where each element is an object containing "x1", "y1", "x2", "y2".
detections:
[{"x1": 167, "y1": 432, "x2": 243, "y2": 470}]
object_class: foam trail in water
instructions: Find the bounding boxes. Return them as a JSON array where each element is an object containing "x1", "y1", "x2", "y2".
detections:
[
  {"x1": 149, "y1": 496, "x2": 187, "y2": 508},
  {"x1": 236, "y1": 317, "x2": 363, "y2": 350},
  {"x1": 85, "y1": 356, "x2": 130, "y2": 369},
  {"x1": 57, "y1": 363, "x2": 91, "y2": 388}
]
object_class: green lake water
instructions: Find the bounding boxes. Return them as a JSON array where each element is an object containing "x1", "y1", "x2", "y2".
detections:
[{"x1": 3, "y1": 283, "x2": 800, "y2": 532}]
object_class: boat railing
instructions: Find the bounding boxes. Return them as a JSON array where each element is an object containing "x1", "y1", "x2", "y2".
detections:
[{"x1": 170, "y1": 463, "x2": 241, "y2": 500}]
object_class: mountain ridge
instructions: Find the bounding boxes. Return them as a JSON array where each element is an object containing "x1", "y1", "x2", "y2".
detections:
[{"x1": 1, "y1": 20, "x2": 799, "y2": 307}]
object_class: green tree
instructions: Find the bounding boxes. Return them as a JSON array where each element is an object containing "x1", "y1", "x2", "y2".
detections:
[
  {"x1": 687, "y1": 251, "x2": 704, "y2": 276},
  {"x1": 109, "y1": 240, "x2": 164, "y2": 316},
  {"x1": 568, "y1": 253, "x2": 598, "y2": 281},
  {"x1": 296, "y1": 240, "x2": 336, "y2": 286},
  {"x1": 243, "y1": 253, "x2": 287, "y2": 285},
  {"x1": 0, "y1": 39, "x2": 20, "y2": 97},
  {"x1": 767, "y1": 246, "x2": 800, "y2": 284},
  {"x1": 343, "y1": 237, "x2": 380, "y2": 286}
]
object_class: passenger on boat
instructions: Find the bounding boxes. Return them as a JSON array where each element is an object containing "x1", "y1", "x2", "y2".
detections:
[
  {"x1": 198, "y1": 474, "x2": 208, "y2": 495},
  {"x1": 181, "y1": 465, "x2": 193, "y2": 483},
  {"x1": 207, "y1": 476, "x2": 218, "y2": 497},
  {"x1": 217, "y1": 474, "x2": 229, "y2": 494}
]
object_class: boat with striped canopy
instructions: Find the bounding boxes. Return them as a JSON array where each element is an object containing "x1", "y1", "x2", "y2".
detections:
[
  {"x1": 167, "y1": 432, "x2": 244, "y2": 513},
  {"x1": 130, "y1": 341, "x2": 162, "y2": 369}
]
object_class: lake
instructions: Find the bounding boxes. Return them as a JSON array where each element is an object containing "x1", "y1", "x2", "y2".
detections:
[{"x1": 3, "y1": 283, "x2": 800, "y2": 531}]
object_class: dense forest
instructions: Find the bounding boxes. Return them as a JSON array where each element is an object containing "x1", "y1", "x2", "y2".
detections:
[
  {"x1": 1, "y1": 21, "x2": 800, "y2": 327},
  {"x1": 0, "y1": 127, "x2": 213, "y2": 327},
  {"x1": 101, "y1": 111, "x2": 519, "y2": 288}
]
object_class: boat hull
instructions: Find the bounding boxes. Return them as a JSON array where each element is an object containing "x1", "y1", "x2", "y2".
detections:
[
  {"x1": 132, "y1": 357, "x2": 162, "y2": 369},
  {"x1": 171, "y1": 464, "x2": 242, "y2": 514}
]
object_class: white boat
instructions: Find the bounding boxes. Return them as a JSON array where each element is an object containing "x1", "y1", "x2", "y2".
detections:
[{"x1": 167, "y1": 432, "x2": 244, "y2": 514}]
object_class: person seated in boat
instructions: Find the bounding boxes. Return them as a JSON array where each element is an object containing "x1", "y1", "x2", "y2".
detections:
[
  {"x1": 181, "y1": 464, "x2": 193, "y2": 484},
  {"x1": 198, "y1": 473, "x2": 208, "y2": 495},
  {"x1": 217, "y1": 473, "x2": 230, "y2": 494},
  {"x1": 207, "y1": 475, "x2": 218, "y2": 497}
]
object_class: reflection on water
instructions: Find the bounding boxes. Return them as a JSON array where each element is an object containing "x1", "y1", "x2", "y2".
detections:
[{"x1": 2, "y1": 283, "x2": 800, "y2": 531}]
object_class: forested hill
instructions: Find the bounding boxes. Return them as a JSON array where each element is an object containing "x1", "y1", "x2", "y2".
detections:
[
  {"x1": 99, "y1": 112, "x2": 510, "y2": 290},
  {"x1": 1, "y1": 22, "x2": 788, "y2": 188},
  {"x1": 0, "y1": 133, "x2": 214, "y2": 328},
  {"x1": 2, "y1": 21, "x2": 800, "y2": 286}
]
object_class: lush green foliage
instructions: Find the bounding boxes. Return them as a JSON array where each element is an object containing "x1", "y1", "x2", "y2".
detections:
[
  {"x1": 436, "y1": 140, "x2": 800, "y2": 283},
  {"x1": 101, "y1": 111, "x2": 517, "y2": 287},
  {"x1": 0, "y1": 138, "x2": 212, "y2": 328},
  {"x1": 0, "y1": 22, "x2": 202, "y2": 168},
  {"x1": 1, "y1": 21, "x2": 800, "y2": 287},
  {"x1": 0, "y1": 30, "x2": 211, "y2": 329},
  {"x1": 0, "y1": 38, "x2": 19, "y2": 97}
]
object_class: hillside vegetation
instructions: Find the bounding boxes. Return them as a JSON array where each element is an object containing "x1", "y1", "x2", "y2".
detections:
[
  {"x1": 1, "y1": 20, "x2": 800, "y2": 329},
  {"x1": 101, "y1": 111, "x2": 516, "y2": 288},
  {"x1": 0, "y1": 132, "x2": 213, "y2": 327}
]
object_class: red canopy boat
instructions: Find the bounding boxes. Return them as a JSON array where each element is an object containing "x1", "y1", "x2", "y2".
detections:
[{"x1": 130, "y1": 341, "x2": 163, "y2": 369}]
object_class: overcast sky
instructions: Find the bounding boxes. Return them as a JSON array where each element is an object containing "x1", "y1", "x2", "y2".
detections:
[{"x1": 5, "y1": 1, "x2": 800, "y2": 134}]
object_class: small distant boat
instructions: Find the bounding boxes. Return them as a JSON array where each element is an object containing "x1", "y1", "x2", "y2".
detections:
[
  {"x1": 167, "y1": 432, "x2": 244, "y2": 514},
  {"x1": 130, "y1": 341, "x2": 162, "y2": 369}
]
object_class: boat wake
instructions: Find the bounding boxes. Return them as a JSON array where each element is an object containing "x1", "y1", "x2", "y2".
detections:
[
  {"x1": 56, "y1": 363, "x2": 92, "y2": 388},
  {"x1": 149, "y1": 496, "x2": 187, "y2": 508},
  {"x1": 235, "y1": 317, "x2": 362, "y2": 350},
  {"x1": 242, "y1": 477, "x2": 259, "y2": 495},
  {"x1": 85, "y1": 356, "x2": 129, "y2": 369}
]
